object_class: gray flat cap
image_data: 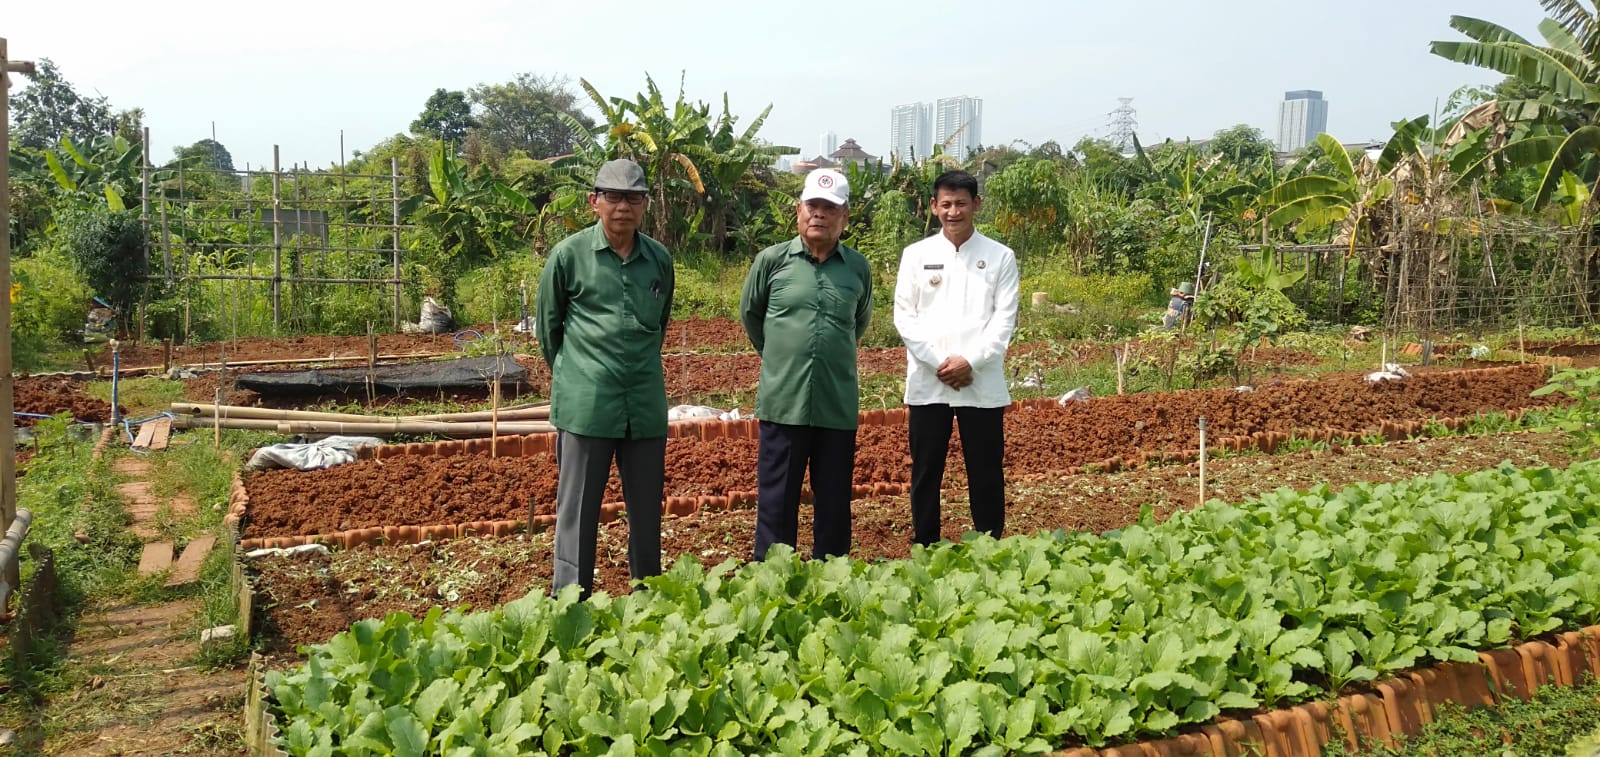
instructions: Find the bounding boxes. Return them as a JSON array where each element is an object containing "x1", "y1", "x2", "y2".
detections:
[{"x1": 594, "y1": 159, "x2": 648, "y2": 193}]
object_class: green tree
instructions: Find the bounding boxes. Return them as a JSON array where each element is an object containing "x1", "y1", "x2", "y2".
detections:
[
  {"x1": 58, "y1": 207, "x2": 147, "y2": 328},
  {"x1": 1209, "y1": 124, "x2": 1273, "y2": 165},
  {"x1": 468, "y1": 74, "x2": 595, "y2": 159},
  {"x1": 9, "y1": 58, "x2": 118, "y2": 151},
  {"x1": 175, "y1": 138, "x2": 235, "y2": 172},
  {"x1": 411, "y1": 89, "x2": 477, "y2": 146},
  {"x1": 985, "y1": 156, "x2": 1070, "y2": 259}
]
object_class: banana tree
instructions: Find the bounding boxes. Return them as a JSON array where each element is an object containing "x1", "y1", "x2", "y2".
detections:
[
  {"x1": 401, "y1": 141, "x2": 516, "y2": 263},
  {"x1": 1261, "y1": 133, "x2": 1396, "y2": 250},
  {"x1": 701, "y1": 96, "x2": 796, "y2": 254},
  {"x1": 40, "y1": 134, "x2": 152, "y2": 211},
  {"x1": 1430, "y1": 4, "x2": 1600, "y2": 209}
]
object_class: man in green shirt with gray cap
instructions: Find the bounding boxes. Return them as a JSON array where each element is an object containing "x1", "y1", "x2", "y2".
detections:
[
  {"x1": 740, "y1": 168, "x2": 873, "y2": 561},
  {"x1": 537, "y1": 158, "x2": 674, "y2": 598}
]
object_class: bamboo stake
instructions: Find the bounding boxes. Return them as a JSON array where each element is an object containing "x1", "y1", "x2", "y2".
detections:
[
  {"x1": 1197, "y1": 416, "x2": 1207, "y2": 509},
  {"x1": 366, "y1": 321, "x2": 377, "y2": 406},
  {"x1": 490, "y1": 377, "x2": 501, "y2": 457},
  {"x1": 214, "y1": 388, "x2": 223, "y2": 448}
]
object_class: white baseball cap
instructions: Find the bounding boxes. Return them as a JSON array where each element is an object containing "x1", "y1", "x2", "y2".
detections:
[{"x1": 799, "y1": 169, "x2": 850, "y2": 206}]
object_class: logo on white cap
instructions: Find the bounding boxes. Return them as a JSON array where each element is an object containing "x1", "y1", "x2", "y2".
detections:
[{"x1": 800, "y1": 169, "x2": 850, "y2": 206}]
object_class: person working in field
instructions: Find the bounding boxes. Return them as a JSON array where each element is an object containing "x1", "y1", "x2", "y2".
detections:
[
  {"x1": 536, "y1": 159, "x2": 674, "y2": 598},
  {"x1": 893, "y1": 170, "x2": 1020, "y2": 546},
  {"x1": 740, "y1": 168, "x2": 874, "y2": 561}
]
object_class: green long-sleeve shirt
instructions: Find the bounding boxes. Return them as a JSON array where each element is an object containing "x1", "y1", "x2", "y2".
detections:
[
  {"x1": 537, "y1": 223, "x2": 674, "y2": 439},
  {"x1": 740, "y1": 237, "x2": 873, "y2": 430}
]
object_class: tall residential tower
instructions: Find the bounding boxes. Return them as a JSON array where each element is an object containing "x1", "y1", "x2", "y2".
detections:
[{"x1": 1277, "y1": 90, "x2": 1329, "y2": 152}]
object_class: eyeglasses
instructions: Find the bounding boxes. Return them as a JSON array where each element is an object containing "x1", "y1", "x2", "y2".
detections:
[{"x1": 596, "y1": 191, "x2": 648, "y2": 205}]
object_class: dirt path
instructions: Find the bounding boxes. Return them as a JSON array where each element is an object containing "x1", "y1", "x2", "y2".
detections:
[
  {"x1": 45, "y1": 599, "x2": 244, "y2": 756},
  {"x1": 38, "y1": 451, "x2": 245, "y2": 756}
]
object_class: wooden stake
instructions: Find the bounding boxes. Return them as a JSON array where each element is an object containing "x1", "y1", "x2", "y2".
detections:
[
  {"x1": 214, "y1": 388, "x2": 223, "y2": 448},
  {"x1": 366, "y1": 321, "x2": 377, "y2": 405},
  {"x1": 490, "y1": 378, "x2": 501, "y2": 458},
  {"x1": 1115, "y1": 340, "x2": 1130, "y2": 395},
  {"x1": 162, "y1": 338, "x2": 173, "y2": 374},
  {"x1": 1197, "y1": 416, "x2": 1208, "y2": 508},
  {"x1": 1518, "y1": 321, "x2": 1526, "y2": 364}
]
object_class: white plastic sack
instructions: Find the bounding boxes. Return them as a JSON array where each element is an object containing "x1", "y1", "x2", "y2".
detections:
[
  {"x1": 418, "y1": 296, "x2": 455, "y2": 335},
  {"x1": 1365, "y1": 363, "x2": 1412, "y2": 384},
  {"x1": 245, "y1": 435, "x2": 384, "y2": 471},
  {"x1": 668, "y1": 405, "x2": 743, "y2": 422},
  {"x1": 1056, "y1": 386, "x2": 1093, "y2": 405}
]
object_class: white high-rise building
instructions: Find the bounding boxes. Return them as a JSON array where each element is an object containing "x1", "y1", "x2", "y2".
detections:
[
  {"x1": 933, "y1": 96, "x2": 983, "y2": 160},
  {"x1": 888, "y1": 104, "x2": 932, "y2": 165},
  {"x1": 818, "y1": 131, "x2": 839, "y2": 160},
  {"x1": 1277, "y1": 90, "x2": 1329, "y2": 152}
]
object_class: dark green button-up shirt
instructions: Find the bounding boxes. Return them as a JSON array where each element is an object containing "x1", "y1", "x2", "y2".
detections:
[
  {"x1": 537, "y1": 223, "x2": 674, "y2": 439},
  {"x1": 740, "y1": 237, "x2": 873, "y2": 430}
]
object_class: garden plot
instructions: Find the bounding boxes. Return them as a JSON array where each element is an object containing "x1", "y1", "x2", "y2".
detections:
[
  {"x1": 14, "y1": 375, "x2": 121, "y2": 425},
  {"x1": 234, "y1": 364, "x2": 1554, "y2": 547},
  {"x1": 249, "y1": 429, "x2": 1578, "y2": 657}
]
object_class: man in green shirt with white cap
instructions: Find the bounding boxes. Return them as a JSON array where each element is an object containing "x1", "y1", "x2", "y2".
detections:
[
  {"x1": 740, "y1": 168, "x2": 873, "y2": 561},
  {"x1": 537, "y1": 158, "x2": 674, "y2": 598}
]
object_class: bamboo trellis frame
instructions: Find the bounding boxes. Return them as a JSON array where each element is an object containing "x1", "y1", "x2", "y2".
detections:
[{"x1": 139, "y1": 135, "x2": 417, "y2": 336}]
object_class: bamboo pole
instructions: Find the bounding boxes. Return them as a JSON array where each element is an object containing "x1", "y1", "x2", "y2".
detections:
[
  {"x1": 391, "y1": 157, "x2": 403, "y2": 331},
  {"x1": 271, "y1": 145, "x2": 283, "y2": 329},
  {"x1": 1197, "y1": 416, "x2": 1207, "y2": 509},
  {"x1": 490, "y1": 377, "x2": 501, "y2": 458},
  {"x1": 1, "y1": 40, "x2": 34, "y2": 537},
  {"x1": 170, "y1": 416, "x2": 555, "y2": 437},
  {"x1": 170, "y1": 402, "x2": 549, "y2": 424},
  {"x1": 214, "y1": 388, "x2": 223, "y2": 448},
  {"x1": 274, "y1": 419, "x2": 554, "y2": 436},
  {"x1": 120, "y1": 350, "x2": 453, "y2": 374}
]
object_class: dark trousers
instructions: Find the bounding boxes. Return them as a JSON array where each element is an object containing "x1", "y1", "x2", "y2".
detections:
[
  {"x1": 909, "y1": 404, "x2": 1006, "y2": 546},
  {"x1": 753, "y1": 421, "x2": 855, "y2": 560},
  {"x1": 552, "y1": 430, "x2": 664, "y2": 597}
]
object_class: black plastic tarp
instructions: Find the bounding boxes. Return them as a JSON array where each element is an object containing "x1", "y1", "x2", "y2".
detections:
[{"x1": 236, "y1": 356, "x2": 526, "y2": 396}]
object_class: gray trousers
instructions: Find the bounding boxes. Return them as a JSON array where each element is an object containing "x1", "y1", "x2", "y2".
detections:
[{"x1": 551, "y1": 430, "x2": 665, "y2": 597}]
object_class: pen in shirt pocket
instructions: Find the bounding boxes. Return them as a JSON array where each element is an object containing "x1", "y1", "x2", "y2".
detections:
[{"x1": 650, "y1": 279, "x2": 663, "y2": 299}]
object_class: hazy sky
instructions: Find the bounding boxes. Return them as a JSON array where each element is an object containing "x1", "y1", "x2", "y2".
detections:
[{"x1": 5, "y1": 0, "x2": 1549, "y2": 170}]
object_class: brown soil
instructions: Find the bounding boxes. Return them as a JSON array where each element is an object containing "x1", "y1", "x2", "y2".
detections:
[
  {"x1": 245, "y1": 455, "x2": 563, "y2": 538},
  {"x1": 251, "y1": 430, "x2": 1574, "y2": 657},
  {"x1": 240, "y1": 366, "x2": 1553, "y2": 539},
  {"x1": 14, "y1": 376, "x2": 120, "y2": 425}
]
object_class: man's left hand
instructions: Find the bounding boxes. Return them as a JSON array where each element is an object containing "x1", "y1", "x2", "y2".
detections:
[{"x1": 937, "y1": 356, "x2": 973, "y2": 389}]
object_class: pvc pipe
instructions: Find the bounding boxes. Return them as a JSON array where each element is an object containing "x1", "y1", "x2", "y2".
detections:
[{"x1": 0, "y1": 507, "x2": 34, "y2": 610}]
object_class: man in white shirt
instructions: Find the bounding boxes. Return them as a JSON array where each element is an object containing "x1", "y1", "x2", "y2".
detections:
[{"x1": 892, "y1": 170, "x2": 1020, "y2": 546}]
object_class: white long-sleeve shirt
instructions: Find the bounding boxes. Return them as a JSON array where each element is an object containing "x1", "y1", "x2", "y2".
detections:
[{"x1": 893, "y1": 230, "x2": 1020, "y2": 408}]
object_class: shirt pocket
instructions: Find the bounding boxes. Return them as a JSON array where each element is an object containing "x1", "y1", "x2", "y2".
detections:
[{"x1": 630, "y1": 276, "x2": 666, "y2": 331}]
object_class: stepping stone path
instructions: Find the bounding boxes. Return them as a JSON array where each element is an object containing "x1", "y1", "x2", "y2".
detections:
[{"x1": 113, "y1": 455, "x2": 209, "y2": 584}]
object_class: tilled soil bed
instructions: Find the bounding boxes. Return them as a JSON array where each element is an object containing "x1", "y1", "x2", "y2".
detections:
[
  {"x1": 251, "y1": 430, "x2": 1576, "y2": 655},
  {"x1": 14, "y1": 376, "x2": 120, "y2": 425},
  {"x1": 241, "y1": 365, "x2": 1554, "y2": 538}
]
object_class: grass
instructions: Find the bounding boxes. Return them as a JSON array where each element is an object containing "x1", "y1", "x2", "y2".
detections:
[
  {"x1": 83, "y1": 377, "x2": 186, "y2": 419},
  {"x1": 1321, "y1": 676, "x2": 1600, "y2": 756}
]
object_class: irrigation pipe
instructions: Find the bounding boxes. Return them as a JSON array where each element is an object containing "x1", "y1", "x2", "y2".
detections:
[{"x1": 0, "y1": 508, "x2": 34, "y2": 612}]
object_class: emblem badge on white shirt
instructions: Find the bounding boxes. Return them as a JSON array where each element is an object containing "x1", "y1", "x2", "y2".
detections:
[
  {"x1": 929, "y1": 275, "x2": 942, "y2": 286},
  {"x1": 977, "y1": 260, "x2": 986, "y2": 269}
]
